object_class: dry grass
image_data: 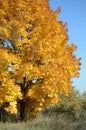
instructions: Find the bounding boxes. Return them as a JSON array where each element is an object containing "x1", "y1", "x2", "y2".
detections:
[{"x1": 0, "y1": 110, "x2": 86, "y2": 130}]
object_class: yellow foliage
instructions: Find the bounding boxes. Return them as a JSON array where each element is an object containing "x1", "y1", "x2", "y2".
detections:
[
  {"x1": 0, "y1": 0, "x2": 80, "y2": 116},
  {"x1": 5, "y1": 106, "x2": 17, "y2": 114}
]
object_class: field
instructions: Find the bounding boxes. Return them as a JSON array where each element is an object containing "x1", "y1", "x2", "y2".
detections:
[{"x1": 0, "y1": 111, "x2": 86, "y2": 130}]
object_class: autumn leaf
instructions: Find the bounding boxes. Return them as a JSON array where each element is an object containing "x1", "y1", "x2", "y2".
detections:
[{"x1": 0, "y1": 0, "x2": 81, "y2": 120}]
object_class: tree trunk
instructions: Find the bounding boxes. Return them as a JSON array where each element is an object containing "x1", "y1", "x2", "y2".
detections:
[
  {"x1": 20, "y1": 100, "x2": 31, "y2": 121},
  {"x1": 19, "y1": 77, "x2": 34, "y2": 121},
  {"x1": 20, "y1": 100, "x2": 26, "y2": 121}
]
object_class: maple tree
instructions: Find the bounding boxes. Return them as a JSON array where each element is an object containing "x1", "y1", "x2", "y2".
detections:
[{"x1": 0, "y1": 0, "x2": 80, "y2": 120}]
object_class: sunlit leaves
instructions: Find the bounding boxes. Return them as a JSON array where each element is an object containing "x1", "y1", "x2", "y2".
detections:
[{"x1": 0, "y1": 0, "x2": 80, "y2": 116}]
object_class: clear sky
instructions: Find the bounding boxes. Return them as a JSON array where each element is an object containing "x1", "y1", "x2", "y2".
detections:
[{"x1": 50, "y1": 0, "x2": 86, "y2": 92}]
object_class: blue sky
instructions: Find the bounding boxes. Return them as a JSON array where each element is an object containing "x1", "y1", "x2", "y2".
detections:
[{"x1": 50, "y1": 0, "x2": 86, "y2": 92}]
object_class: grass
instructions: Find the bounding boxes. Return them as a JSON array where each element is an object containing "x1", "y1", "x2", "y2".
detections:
[
  {"x1": 0, "y1": 112, "x2": 86, "y2": 130},
  {"x1": 0, "y1": 106, "x2": 86, "y2": 130}
]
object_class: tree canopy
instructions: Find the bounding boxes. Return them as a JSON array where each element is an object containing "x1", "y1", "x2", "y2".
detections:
[{"x1": 0, "y1": 0, "x2": 80, "y2": 120}]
